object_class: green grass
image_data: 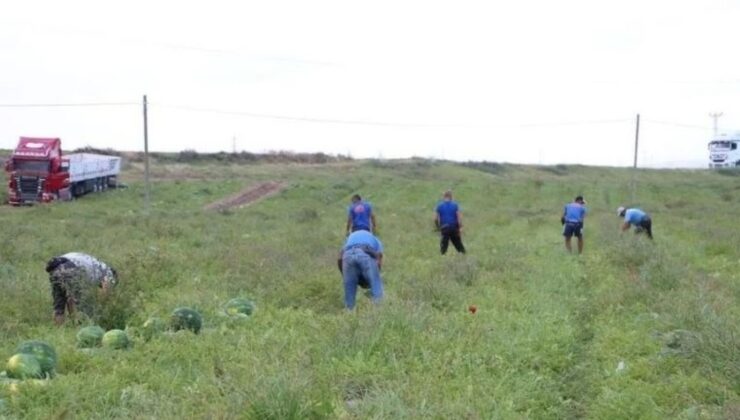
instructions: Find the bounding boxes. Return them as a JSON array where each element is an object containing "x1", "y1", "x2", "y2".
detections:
[{"x1": 0, "y1": 159, "x2": 738, "y2": 419}]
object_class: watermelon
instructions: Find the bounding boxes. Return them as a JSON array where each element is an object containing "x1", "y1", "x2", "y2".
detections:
[
  {"x1": 6, "y1": 354, "x2": 42, "y2": 379},
  {"x1": 141, "y1": 317, "x2": 166, "y2": 340},
  {"x1": 101, "y1": 329, "x2": 130, "y2": 349},
  {"x1": 224, "y1": 298, "x2": 255, "y2": 317},
  {"x1": 76, "y1": 326, "x2": 106, "y2": 348},
  {"x1": 170, "y1": 307, "x2": 202, "y2": 334},
  {"x1": 16, "y1": 341, "x2": 57, "y2": 376}
]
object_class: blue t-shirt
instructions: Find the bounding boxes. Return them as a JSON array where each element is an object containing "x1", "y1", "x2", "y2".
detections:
[
  {"x1": 436, "y1": 200, "x2": 460, "y2": 227},
  {"x1": 624, "y1": 208, "x2": 647, "y2": 225},
  {"x1": 347, "y1": 201, "x2": 373, "y2": 231},
  {"x1": 563, "y1": 203, "x2": 586, "y2": 223},
  {"x1": 344, "y1": 230, "x2": 383, "y2": 253}
]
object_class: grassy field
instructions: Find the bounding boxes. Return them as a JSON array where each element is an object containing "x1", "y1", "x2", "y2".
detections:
[{"x1": 0, "y1": 158, "x2": 738, "y2": 419}]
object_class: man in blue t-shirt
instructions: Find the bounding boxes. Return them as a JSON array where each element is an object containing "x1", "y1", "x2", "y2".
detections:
[
  {"x1": 435, "y1": 190, "x2": 466, "y2": 255},
  {"x1": 346, "y1": 194, "x2": 377, "y2": 235},
  {"x1": 561, "y1": 195, "x2": 587, "y2": 254},
  {"x1": 338, "y1": 230, "x2": 384, "y2": 310},
  {"x1": 617, "y1": 206, "x2": 653, "y2": 239}
]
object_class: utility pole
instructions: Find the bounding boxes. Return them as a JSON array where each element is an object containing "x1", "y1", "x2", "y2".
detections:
[
  {"x1": 143, "y1": 95, "x2": 150, "y2": 211},
  {"x1": 631, "y1": 113, "x2": 640, "y2": 203},
  {"x1": 633, "y1": 113, "x2": 640, "y2": 168},
  {"x1": 709, "y1": 112, "x2": 723, "y2": 137},
  {"x1": 232, "y1": 135, "x2": 237, "y2": 154}
]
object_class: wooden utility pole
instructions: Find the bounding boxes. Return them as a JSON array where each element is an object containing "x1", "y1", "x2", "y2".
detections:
[
  {"x1": 631, "y1": 113, "x2": 640, "y2": 202},
  {"x1": 143, "y1": 95, "x2": 150, "y2": 210},
  {"x1": 709, "y1": 112, "x2": 723, "y2": 137},
  {"x1": 633, "y1": 113, "x2": 640, "y2": 169}
]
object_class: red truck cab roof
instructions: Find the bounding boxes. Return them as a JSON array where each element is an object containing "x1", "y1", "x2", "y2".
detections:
[{"x1": 13, "y1": 137, "x2": 62, "y2": 159}]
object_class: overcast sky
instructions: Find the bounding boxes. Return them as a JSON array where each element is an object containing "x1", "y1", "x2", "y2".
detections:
[{"x1": 2, "y1": 0, "x2": 739, "y2": 167}]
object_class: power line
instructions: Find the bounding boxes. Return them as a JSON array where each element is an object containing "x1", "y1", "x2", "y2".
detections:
[
  {"x1": 153, "y1": 103, "x2": 469, "y2": 128},
  {"x1": 642, "y1": 119, "x2": 710, "y2": 130},
  {"x1": 0, "y1": 99, "x2": 710, "y2": 132},
  {"x1": 153, "y1": 102, "x2": 632, "y2": 129},
  {"x1": 0, "y1": 102, "x2": 138, "y2": 108}
]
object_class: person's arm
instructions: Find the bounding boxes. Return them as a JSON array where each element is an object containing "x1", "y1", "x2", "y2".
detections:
[
  {"x1": 376, "y1": 252, "x2": 383, "y2": 271},
  {"x1": 371, "y1": 213, "x2": 377, "y2": 234},
  {"x1": 561, "y1": 206, "x2": 567, "y2": 225},
  {"x1": 337, "y1": 249, "x2": 344, "y2": 273},
  {"x1": 621, "y1": 221, "x2": 631, "y2": 232},
  {"x1": 434, "y1": 211, "x2": 441, "y2": 230},
  {"x1": 66, "y1": 299, "x2": 76, "y2": 320},
  {"x1": 456, "y1": 210, "x2": 463, "y2": 233},
  {"x1": 346, "y1": 214, "x2": 352, "y2": 235}
]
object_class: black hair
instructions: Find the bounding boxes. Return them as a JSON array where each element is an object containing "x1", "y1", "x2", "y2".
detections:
[
  {"x1": 351, "y1": 194, "x2": 361, "y2": 201},
  {"x1": 45, "y1": 256, "x2": 69, "y2": 273}
]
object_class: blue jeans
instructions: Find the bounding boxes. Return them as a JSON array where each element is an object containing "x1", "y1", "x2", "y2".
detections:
[{"x1": 342, "y1": 248, "x2": 383, "y2": 309}]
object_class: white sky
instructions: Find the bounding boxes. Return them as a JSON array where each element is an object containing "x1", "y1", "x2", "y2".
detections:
[{"x1": 1, "y1": 0, "x2": 739, "y2": 167}]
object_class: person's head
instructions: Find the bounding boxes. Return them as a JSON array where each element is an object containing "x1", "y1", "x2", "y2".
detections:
[
  {"x1": 443, "y1": 190, "x2": 453, "y2": 200},
  {"x1": 351, "y1": 194, "x2": 361, "y2": 203},
  {"x1": 45, "y1": 256, "x2": 69, "y2": 273},
  {"x1": 575, "y1": 195, "x2": 585, "y2": 204},
  {"x1": 617, "y1": 206, "x2": 626, "y2": 217}
]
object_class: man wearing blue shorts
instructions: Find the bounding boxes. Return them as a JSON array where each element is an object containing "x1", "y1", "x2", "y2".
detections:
[
  {"x1": 561, "y1": 195, "x2": 587, "y2": 254},
  {"x1": 617, "y1": 206, "x2": 653, "y2": 239},
  {"x1": 346, "y1": 194, "x2": 377, "y2": 235},
  {"x1": 339, "y1": 230, "x2": 384, "y2": 310}
]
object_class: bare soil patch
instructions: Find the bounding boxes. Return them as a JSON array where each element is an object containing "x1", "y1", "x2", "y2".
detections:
[{"x1": 205, "y1": 181, "x2": 286, "y2": 211}]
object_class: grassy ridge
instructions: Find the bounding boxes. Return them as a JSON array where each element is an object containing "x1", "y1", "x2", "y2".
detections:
[{"x1": 0, "y1": 160, "x2": 738, "y2": 418}]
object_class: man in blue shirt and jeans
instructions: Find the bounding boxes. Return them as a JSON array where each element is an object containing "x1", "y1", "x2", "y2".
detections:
[
  {"x1": 561, "y1": 195, "x2": 587, "y2": 254},
  {"x1": 346, "y1": 194, "x2": 377, "y2": 235},
  {"x1": 617, "y1": 206, "x2": 653, "y2": 239},
  {"x1": 339, "y1": 230, "x2": 384, "y2": 310},
  {"x1": 435, "y1": 190, "x2": 466, "y2": 255}
]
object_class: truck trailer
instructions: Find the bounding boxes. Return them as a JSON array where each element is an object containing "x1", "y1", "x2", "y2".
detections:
[{"x1": 4, "y1": 137, "x2": 121, "y2": 205}]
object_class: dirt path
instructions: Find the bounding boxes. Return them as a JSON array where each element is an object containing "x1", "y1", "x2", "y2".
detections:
[{"x1": 204, "y1": 181, "x2": 286, "y2": 211}]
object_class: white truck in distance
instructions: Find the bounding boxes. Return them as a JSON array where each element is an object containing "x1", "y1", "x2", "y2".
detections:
[{"x1": 708, "y1": 131, "x2": 740, "y2": 168}]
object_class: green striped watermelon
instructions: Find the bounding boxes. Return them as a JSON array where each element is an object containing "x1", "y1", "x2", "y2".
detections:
[
  {"x1": 224, "y1": 298, "x2": 255, "y2": 317},
  {"x1": 6, "y1": 353, "x2": 42, "y2": 379},
  {"x1": 77, "y1": 326, "x2": 106, "y2": 348},
  {"x1": 102, "y1": 330, "x2": 130, "y2": 349},
  {"x1": 170, "y1": 308, "x2": 202, "y2": 334},
  {"x1": 16, "y1": 341, "x2": 57, "y2": 376}
]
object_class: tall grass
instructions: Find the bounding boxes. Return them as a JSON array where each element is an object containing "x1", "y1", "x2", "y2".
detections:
[{"x1": 0, "y1": 161, "x2": 738, "y2": 418}]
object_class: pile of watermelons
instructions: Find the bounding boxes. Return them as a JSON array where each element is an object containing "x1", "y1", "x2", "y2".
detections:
[
  {"x1": 1, "y1": 298, "x2": 256, "y2": 392},
  {"x1": 3, "y1": 341, "x2": 57, "y2": 380}
]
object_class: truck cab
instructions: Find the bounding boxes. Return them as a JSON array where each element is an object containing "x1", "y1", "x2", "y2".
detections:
[
  {"x1": 5, "y1": 137, "x2": 121, "y2": 205},
  {"x1": 708, "y1": 132, "x2": 740, "y2": 168},
  {"x1": 5, "y1": 137, "x2": 70, "y2": 204}
]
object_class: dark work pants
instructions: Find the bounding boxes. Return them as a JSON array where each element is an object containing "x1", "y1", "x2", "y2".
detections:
[
  {"x1": 638, "y1": 217, "x2": 653, "y2": 239},
  {"x1": 441, "y1": 226, "x2": 466, "y2": 254}
]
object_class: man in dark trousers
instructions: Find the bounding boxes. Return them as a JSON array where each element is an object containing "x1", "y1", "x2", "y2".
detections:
[
  {"x1": 561, "y1": 195, "x2": 587, "y2": 254},
  {"x1": 617, "y1": 206, "x2": 653, "y2": 239},
  {"x1": 45, "y1": 252, "x2": 117, "y2": 325},
  {"x1": 346, "y1": 194, "x2": 377, "y2": 235},
  {"x1": 435, "y1": 190, "x2": 466, "y2": 255},
  {"x1": 338, "y1": 230, "x2": 384, "y2": 310}
]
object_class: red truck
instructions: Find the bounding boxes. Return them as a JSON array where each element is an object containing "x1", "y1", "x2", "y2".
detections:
[{"x1": 4, "y1": 137, "x2": 121, "y2": 205}]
